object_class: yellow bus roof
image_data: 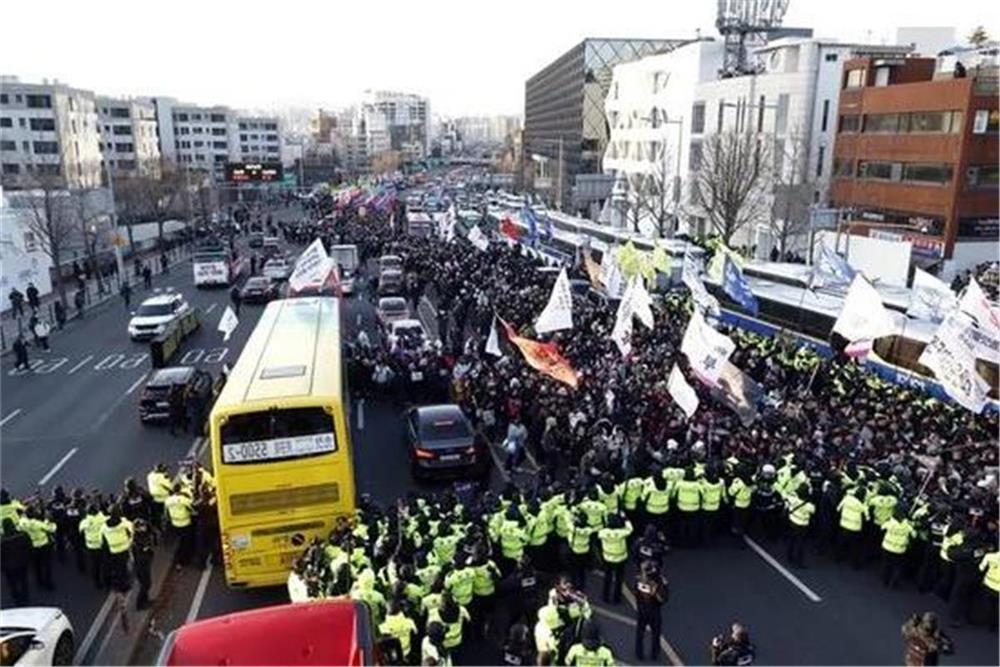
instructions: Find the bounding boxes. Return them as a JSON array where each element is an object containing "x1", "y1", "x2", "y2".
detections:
[{"x1": 213, "y1": 297, "x2": 343, "y2": 413}]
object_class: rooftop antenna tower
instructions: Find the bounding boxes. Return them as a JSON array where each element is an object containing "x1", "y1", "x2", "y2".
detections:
[{"x1": 716, "y1": 0, "x2": 791, "y2": 76}]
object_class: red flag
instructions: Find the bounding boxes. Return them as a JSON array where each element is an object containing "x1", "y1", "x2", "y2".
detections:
[
  {"x1": 502, "y1": 322, "x2": 579, "y2": 388},
  {"x1": 500, "y1": 217, "x2": 521, "y2": 241}
]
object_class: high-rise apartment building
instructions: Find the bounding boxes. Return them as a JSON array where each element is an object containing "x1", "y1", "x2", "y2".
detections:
[
  {"x1": 96, "y1": 96, "x2": 160, "y2": 177},
  {"x1": 362, "y1": 90, "x2": 430, "y2": 161},
  {"x1": 0, "y1": 76, "x2": 104, "y2": 189}
]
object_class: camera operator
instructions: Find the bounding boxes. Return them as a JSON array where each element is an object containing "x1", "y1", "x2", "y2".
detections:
[{"x1": 711, "y1": 622, "x2": 756, "y2": 666}]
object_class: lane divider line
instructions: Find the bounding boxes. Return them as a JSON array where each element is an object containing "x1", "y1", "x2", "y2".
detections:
[
  {"x1": 186, "y1": 560, "x2": 214, "y2": 623},
  {"x1": 125, "y1": 371, "x2": 148, "y2": 396},
  {"x1": 67, "y1": 355, "x2": 94, "y2": 375},
  {"x1": 743, "y1": 534, "x2": 822, "y2": 602},
  {"x1": 205, "y1": 303, "x2": 218, "y2": 315},
  {"x1": 38, "y1": 447, "x2": 78, "y2": 486},
  {"x1": 0, "y1": 408, "x2": 22, "y2": 427},
  {"x1": 356, "y1": 398, "x2": 365, "y2": 430},
  {"x1": 74, "y1": 590, "x2": 115, "y2": 664}
]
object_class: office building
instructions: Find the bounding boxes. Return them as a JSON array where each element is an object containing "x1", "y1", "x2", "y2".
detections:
[
  {"x1": 523, "y1": 38, "x2": 687, "y2": 216},
  {"x1": 96, "y1": 96, "x2": 160, "y2": 177},
  {"x1": 151, "y1": 97, "x2": 234, "y2": 179},
  {"x1": 0, "y1": 76, "x2": 103, "y2": 189},
  {"x1": 233, "y1": 115, "x2": 282, "y2": 163},
  {"x1": 830, "y1": 48, "x2": 999, "y2": 276},
  {"x1": 362, "y1": 90, "x2": 430, "y2": 161}
]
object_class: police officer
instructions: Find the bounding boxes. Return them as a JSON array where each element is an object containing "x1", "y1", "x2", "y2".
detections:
[
  {"x1": 421, "y1": 621, "x2": 452, "y2": 666},
  {"x1": 379, "y1": 597, "x2": 418, "y2": 664},
  {"x1": 880, "y1": 508, "x2": 916, "y2": 589},
  {"x1": 785, "y1": 485, "x2": 815, "y2": 568},
  {"x1": 146, "y1": 463, "x2": 172, "y2": 528},
  {"x1": 102, "y1": 505, "x2": 134, "y2": 599},
  {"x1": 597, "y1": 513, "x2": 632, "y2": 604},
  {"x1": 566, "y1": 513, "x2": 595, "y2": 592},
  {"x1": 79, "y1": 503, "x2": 108, "y2": 588},
  {"x1": 121, "y1": 477, "x2": 152, "y2": 524},
  {"x1": 673, "y1": 468, "x2": 701, "y2": 547},
  {"x1": 1, "y1": 518, "x2": 32, "y2": 605},
  {"x1": 0, "y1": 489, "x2": 25, "y2": 531},
  {"x1": 165, "y1": 482, "x2": 195, "y2": 567},
  {"x1": 19, "y1": 507, "x2": 56, "y2": 590},
  {"x1": 633, "y1": 560, "x2": 669, "y2": 661},
  {"x1": 46, "y1": 486, "x2": 71, "y2": 564},
  {"x1": 634, "y1": 523, "x2": 668, "y2": 571},
  {"x1": 133, "y1": 518, "x2": 155, "y2": 610},
  {"x1": 565, "y1": 620, "x2": 615, "y2": 666},
  {"x1": 836, "y1": 487, "x2": 867, "y2": 569}
]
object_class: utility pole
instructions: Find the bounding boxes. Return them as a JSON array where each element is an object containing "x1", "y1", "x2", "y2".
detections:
[{"x1": 101, "y1": 157, "x2": 125, "y2": 277}]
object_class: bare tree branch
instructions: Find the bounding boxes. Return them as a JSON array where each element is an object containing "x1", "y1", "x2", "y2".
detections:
[{"x1": 692, "y1": 132, "x2": 773, "y2": 245}]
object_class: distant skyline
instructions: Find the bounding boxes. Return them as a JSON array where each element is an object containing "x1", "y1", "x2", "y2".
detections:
[{"x1": 1, "y1": 0, "x2": 996, "y2": 116}]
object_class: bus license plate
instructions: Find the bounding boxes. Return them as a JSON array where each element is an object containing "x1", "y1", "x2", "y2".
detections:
[{"x1": 440, "y1": 454, "x2": 460, "y2": 462}]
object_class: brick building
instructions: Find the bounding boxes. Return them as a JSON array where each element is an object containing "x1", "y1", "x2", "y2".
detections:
[{"x1": 830, "y1": 54, "x2": 998, "y2": 273}]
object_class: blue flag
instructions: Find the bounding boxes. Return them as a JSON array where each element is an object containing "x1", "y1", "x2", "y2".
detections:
[
  {"x1": 522, "y1": 205, "x2": 539, "y2": 247},
  {"x1": 811, "y1": 242, "x2": 856, "y2": 288},
  {"x1": 722, "y1": 256, "x2": 758, "y2": 315}
]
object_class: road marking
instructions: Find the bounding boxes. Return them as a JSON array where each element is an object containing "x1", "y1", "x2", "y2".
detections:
[
  {"x1": 743, "y1": 534, "x2": 822, "y2": 602},
  {"x1": 0, "y1": 409, "x2": 22, "y2": 427},
  {"x1": 595, "y1": 570, "x2": 685, "y2": 666},
  {"x1": 38, "y1": 447, "x2": 77, "y2": 486},
  {"x1": 125, "y1": 371, "x2": 148, "y2": 395},
  {"x1": 356, "y1": 398, "x2": 365, "y2": 430},
  {"x1": 74, "y1": 591, "x2": 115, "y2": 665},
  {"x1": 186, "y1": 560, "x2": 214, "y2": 623},
  {"x1": 186, "y1": 436, "x2": 205, "y2": 459},
  {"x1": 68, "y1": 355, "x2": 95, "y2": 374},
  {"x1": 592, "y1": 603, "x2": 637, "y2": 626},
  {"x1": 205, "y1": 303, "x2": 218, "y2": 314}
]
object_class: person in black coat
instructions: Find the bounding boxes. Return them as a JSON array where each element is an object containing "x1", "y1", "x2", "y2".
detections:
[{"x1": 1, "y1": 519, "x2": 32, "y2": 605}]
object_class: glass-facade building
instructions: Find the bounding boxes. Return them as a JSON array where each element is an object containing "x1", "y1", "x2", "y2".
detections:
[{"x1": 524, "y1": 38, "x2": 686, "y2": 214}]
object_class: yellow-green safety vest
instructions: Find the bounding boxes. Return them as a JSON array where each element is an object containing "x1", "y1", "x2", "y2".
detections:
[
  {"x1": 838, "y1": 495, "x2": 866, "y2": 532},
  {"x1": 675, "y1": 480, "x2": 701, "y2": 513},
  {"x1": 165, "y1": 493, "x2": 193, "y2": 528},
  {"x1": 979, "y1": 552, "x2": 1000, "y2": 593},
  {"x1": 881, "y1": 518, "x2": 914, "y2": 555},
  {"x1": 700, "y1": 480, "x2": 725, "y2": 512},
  {"x1": 79, "y1": 513, "x2": 107, "y2": 550},
  {"x1": 103, "y1": 520, "x2": 134, "y2": 554},
  {"x1": 598, "y1": 524, "x2": 632, "y2": 563}
]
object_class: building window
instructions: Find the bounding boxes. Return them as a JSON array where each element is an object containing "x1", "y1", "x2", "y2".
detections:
[
  {"x1": 0, "y1": 94, "x2": 7, "y2": 104},
  {"x1": 32, "y1": 141, "x2": 59, "y2": 154},
  {"x1": 193, "y1": 127, "x2": 203, "y2": 134},
  {"x1": 838, "y1": 115, "x2": 861, "y2": 133},
  {"x1": 239, "y1": 122, "x2": 247, "y2": 130},
  {"x1": 688, "y1": 141, "x2": 703, "y2": 171},
  {"x1": 28, "y1": 117, "x2": 56, "y2": 131},
  {"x1": 211, "y1": 113, "x2": 225, "y2": 123},
  {"x1": 240, "y1": 134, "x2": 247, "y2": 141},
  {"x1": 816, "y1": 146, "x2": 825, "y2": 177},
  {"x1": 691, "y1": 102, "x2": 705, "y2": 134},
  {"x1": 844, "y1": 69, "x2": 865, "y2": 89},
  {"x1": 176, "y1": 113, "x2": 188, "y2": 122},
  {"x1": 973, "y1": 109, "x2": 999, "y2": 134},
  {"x1": 2, "y1": 163, "x2": 19, "y2": 174},
  {"x1": 193, "y1": 141, "x2": 204, "y2": 148},
  {"x1": 966, "y1": 165, "x2": 999, "y2": 188},
  {"x1": 0, "y1": 117, "x2": 11, "y2": 128},
  {"x1": 863, "y1": 114, "x2": 900, "y2": 133},
  {"x1": 833, "y1": 159, "x2": 854, "y2": 177},
  {"x1": 858, "y1": 161, "x2": 897, "y2": 180},
  {"x1": 905, "y1": 111, "x2": 951, "y2": 133},
  {"x1": 0, "y1": 140, "x2": 16, "y2": 151},
  {"x1": 211, "y1": 128, "x2": 226, "y2": 136},
  {"x1": 179, "y1": 127, "x2": 189, "y2": 135},
  {"x1": 241, "y1": 146, "x2": 249, "y2": 153},
  {"x1": 874, "y1": 67, "x2": 891, "y2": 87},
  {"x1": 114, "y1": 143, "x2": 134, "y2": 152},
  {"x1": 18, "y1": 118, "x2": 25, "y2": 128},
  {"x1": 716, "y1": 99, "x2": 725, "y2": 133},
  {"x1": 112, "y1": 125, "x2": 133, "y2": 136},
  {"x1": 820, "y1": 100, "x2": 830, "y2": 132},
  {"x1": 25, "y1": 94, "x2": 52, "y2": 109},
  {"x1": 824, "y1": 53, "x2": 838, "y2": 62},
  {"x1": 775, "y1": 94, "x2": 789, "y2": 134},
  {"x1": 212, "y1": 141, "x2": 226, "y2": 149},
  {"x1": 902, "y1": 163, "x2": 953, "y2": 185}
]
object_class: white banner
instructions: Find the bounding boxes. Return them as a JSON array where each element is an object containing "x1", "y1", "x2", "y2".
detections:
[
  {"x1": 959, "y1": 277, "x2": 1000, "y2": 338},
  {"x1": 217, "y1": 305, "x2": 239, "y2": 342},
  {"x1": 485, "y1": 316, "x2": 503, "y2": 357},
  {"x1": 668, "y1": 364, "x2": 699, "y2": 419},
  {"x1": 919, "y1": 312, "x2": 990, "y2": 413},
  {"x1": 611, "y1": 286, "x2": 634, "y2": 357},
  {"x1": 222, "y1": 432, "x2": 337, "y2": 464},
  {"x1": 467, "y1": 225, "x2": 489, "y2": 252},
  {"x1": 289, "y1": 238, "x2": 332, "y2": 293},
  {"x1": 908, "y1": 268, "x2": 957, "y2": 322},
  {"x1": 627, "y1": 275, "x2": 654, "y2": 329},
  {"x1": 680, "y1": 311, "x2": 735, "y2": 384},
  {"x1": 605, "y1": 261, "x2": 626, "y2": 300},
  {"x1": 682, "y1": 249, "x2": 720, "y2": 316},
  {"x1": 832, "y1": 274, "x2": 894, "y2": 344},
  {"x1": 535, "y1": 268, "x2": 574, "y2": 334}
]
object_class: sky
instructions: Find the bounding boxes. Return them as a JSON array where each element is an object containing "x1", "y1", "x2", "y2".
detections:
[{"x1": 1, "y1": 0, "x2": 996, "y2": 117}]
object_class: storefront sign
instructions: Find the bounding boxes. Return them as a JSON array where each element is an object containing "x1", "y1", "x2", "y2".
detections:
[
  {"x1": 869, "y1": 230, "x2": 945, "y2": 258},
  {"x1": 958, "y1": 217, "x2": 999, "y2": 239}
]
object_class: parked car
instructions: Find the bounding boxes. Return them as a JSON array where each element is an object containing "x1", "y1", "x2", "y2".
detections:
[
  {"x1": 127, "y1": 293, "x2": 192, "y2": 341},
  {"x1": 378, "y1": 255, "x2": 403, "y2": 274},
  {"x1": 376, "y1": 297, "x2": 410, "y2": 328},
  {"x1": 262, "y1": 237, "x2": 281, "y2": 257},
  {"x1": 240, "y1": 276, "x2": 280, "y2": 304},
  {"x1": 377, "y1": 269, "x2": 404, "y2": 297},
  {"x1": 403, "y1": 404, "x2": 488, "y2": 480},
  {"x1": 0, "y1": 607, "x2": 75, "y2": 666},
  {"x1": 387, "y1": 318, "x2": 427, "y2": 344},
  {"x1": 262, "y1": 258, "x2": 292, "y2": 282},
  {"x1": 248, "y1": 233, "x2": 264, "y2": 249},
  {"x1": 138, "y1": 366, "x2": 214, "y2": 424}
]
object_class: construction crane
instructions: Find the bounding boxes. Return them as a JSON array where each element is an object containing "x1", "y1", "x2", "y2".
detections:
[{"x1": 716, "y1": 0, "x2": 791, "y2": 76}]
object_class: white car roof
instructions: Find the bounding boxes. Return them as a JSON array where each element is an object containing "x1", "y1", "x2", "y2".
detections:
[
  {"x1": 0, "y1": 607, "x2": 63, "y2": 632},
  {"x1": 140, "y1": 294, "x2": 180, "y2": 306},
  {"x1": 391, "y1": 318, "x2": 424, "y2": 329}
]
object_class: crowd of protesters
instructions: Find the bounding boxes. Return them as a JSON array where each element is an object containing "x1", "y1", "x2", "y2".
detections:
[{"x1": 951, "y1": 261, "x2": 1000, "y2": 302}]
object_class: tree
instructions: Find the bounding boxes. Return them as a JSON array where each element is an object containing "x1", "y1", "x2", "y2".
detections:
[
  {"x1": 623, "y1": 171, "x2": 649, "y2": 234},
  {"x1": 637, "y1": 147, "x2": 680, "y2": 238},
  {"x1": 13, "y1": 172, "x2": 78, "y2": 309},
  {"x1": 691, "y1": 132, "x2": 772, "y2": 245},
  {"x1": 113, "y1": 161, "x2": 187, "y2": 250},
  {"x1": 72, "y1": 187, "x2": 113, "y2": 294},
  {"x1": 767, "y1": 130, "x2": 814, "y2": 260},
  {"x1": 968, "y1": 25, "x2": 991, "y2": 46}
]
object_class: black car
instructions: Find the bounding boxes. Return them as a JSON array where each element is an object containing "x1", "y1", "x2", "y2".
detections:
[
  {"x1": 240, "y1": 276, "x2": 279, "y2": 304},
  {"x1": 248, "y1": 233, "x2": 264, "y2": 249},
  {"x1": 139, "y1": 366, "x2": 213, "y2": 423},
  {"x1": 404, "y1": 405, "x2": 489, "y2": 480}
]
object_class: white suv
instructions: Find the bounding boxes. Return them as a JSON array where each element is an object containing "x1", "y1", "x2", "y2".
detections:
[{"x1": 128, "y1": 293, "x2": 191, "y2": 341}]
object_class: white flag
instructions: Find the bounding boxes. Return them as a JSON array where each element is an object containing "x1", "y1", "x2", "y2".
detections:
[
  {"x1": 919, "y1": 311, "x2": 990, "y2": 413},
  {"x1": 467, "y1": 225, "x2": 489, "y2": 252},
  {"x1": 682, "y1": 252, "x2": 720, "y2": 317},
  {"x1": 217, "y1": 305, "x2": 239, "y2": 342},
  {"x1": 958, "y1": 277, "x2": 1000, "y2": 338},
  {"x1": 610, "y1": 284, "x2": 635, "y2": 357},
  {"x1": 832, "y1": 274, "x2": 894, "y2": 345},
  {"x1": 908, "y1": 268, "x2": 957, "y2": 322},
  {"x1": 680, "y1": 310, "x2": 735, "y2": 384},
  {"x1": 535, "y1": 268, "x2": 574, "y2": 334},
  {"x1": 289, "y1": 238, "x2": 332, "y2": 293},
  {"x1": 668, "y1": 364, "x2": 699, "y2": 419},
  {"x1": 599, "y1": 248, "x2": 614, "y2": 286},
  {"x1": 485, "y1": 316, "x2": 503, "y2": 357},
  {"x1": 629, "y1": 276, "x2": 654, "y2": 329},
  {"x1": 605, "y1": 261, "x2": 626, "y2": 300}
]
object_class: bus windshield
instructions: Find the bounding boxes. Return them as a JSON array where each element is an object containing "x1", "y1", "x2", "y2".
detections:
[
  {"x1": 194, "y1": 252, "x2": 227, "y2": 263},
  {"x1": 220, "y1": 407, "x2": 336, "y2": 465}
]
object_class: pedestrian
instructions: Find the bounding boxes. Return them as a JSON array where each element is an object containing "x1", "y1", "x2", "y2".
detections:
[
  {"x1": 32, "y1": 318, "x2": 51, "y2": 352},
  {"x1": 12, "y1": 335, "x2": 30, "y2": 371},
  {"x1": 143, "y1": 265, "x2": 153, "y2": 289},
  {"x1": 132, "y1": 518, "x2": 155, "y2": 610},
  {"x1": 901, "y1": 612, "x2": 952, "y2": 666},
  {"x1": 8, "y1": 287, "x2": 25, "y2": 318},
  {"x1": 19, "y1": 507, "x2": 56, "y2": 591},
  {"x1": 229, "y1": 285, "x2": 242, "y2": 317},
  {"x1": 1, "y1": 518, "x2": 32, "y2": 605},
  {"x1": 74, "y1": 289, "x2": 85, "y2": 318},
  {"x1": 53, "y1": 300, "x2": 66, "y2": 329},
  {"x1": 633, "y1": 559, "x2": 669, "y2": 661},
  {"x1": 25, "y1": 282, "x2": 40, "y2": 313},
  {"x1": 161, "y1": 252, "x2": 169, "y2": 275},
  {"x1": 711, "y1": 622, "x2": 756, "y2": 666},
  {"x1": 120, "y1": 281, "x2": 132, "y2": 310}
]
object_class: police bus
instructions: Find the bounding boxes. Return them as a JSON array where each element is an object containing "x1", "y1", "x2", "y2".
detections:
[
  {"x1": 193, "y1": 243, "x2": 242, "y2": 287},
  {"x1": 209, "y1": 297, "x2": 356, "y2": 587}
]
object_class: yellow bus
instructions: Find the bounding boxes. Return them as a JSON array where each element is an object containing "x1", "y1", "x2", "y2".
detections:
[{"x1": 209, "y1": 297, "x2": 356, "y2": 588}]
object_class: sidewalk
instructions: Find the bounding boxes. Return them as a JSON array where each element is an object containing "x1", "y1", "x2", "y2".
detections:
[{"x1": 1, "y1": 244, "x2": 194, "y2": 353}]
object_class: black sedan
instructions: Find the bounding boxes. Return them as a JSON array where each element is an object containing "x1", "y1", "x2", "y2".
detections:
[
  {"x1": 240, "y1": 276, "x2": 279, "y2": 304},
  {"x1": 403, "y1": 404, "x2": 489, "y2": 481},
  {"x1": 139, "y1": 366, "x2": 213, "y2": 424}
]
